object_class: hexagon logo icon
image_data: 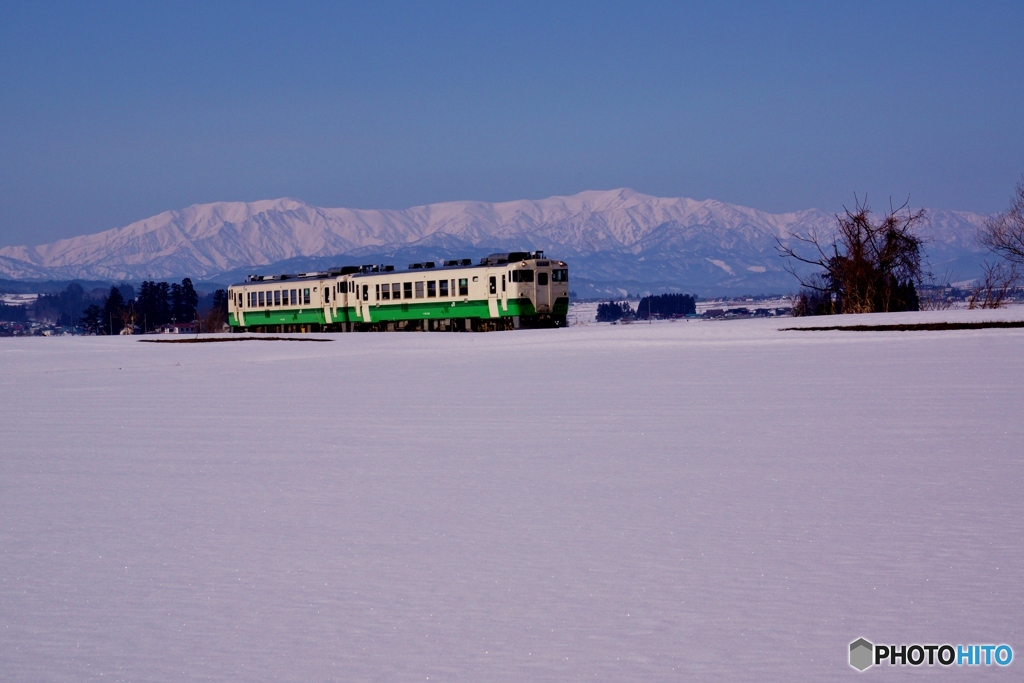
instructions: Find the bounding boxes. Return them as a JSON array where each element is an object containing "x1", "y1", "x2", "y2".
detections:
[{"x1": 850, "y1": 638, "x2": 874, "y2": 671}]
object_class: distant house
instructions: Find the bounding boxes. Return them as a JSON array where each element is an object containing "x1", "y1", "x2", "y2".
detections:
[
  {"x1": 155, "y1": 322, "x2": 198, "y2": 334},
  {"x1": 702, "y1": 309, "x2": 724, "y2": 318}
]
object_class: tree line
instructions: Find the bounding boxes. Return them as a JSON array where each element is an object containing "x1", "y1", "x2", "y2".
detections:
[
  {"x1": 596, "y1": 293, "x2": 697, "y2": 322},
  {"x1": 78, "y1": 278, "x2": 227, "y2": 334}
]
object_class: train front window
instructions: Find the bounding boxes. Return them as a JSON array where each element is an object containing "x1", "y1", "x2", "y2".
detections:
[
  {"x1": 538, "y1": 272, "x2": 548, "y2": 286},
  {"x1": 512, "y1": 269, "x2": 534, "y2": 283},
  {"x1": 552, "y1": 268, "x2": 568, "y2": 282},
  {"x1": 458, "y1": 278, "x2": 468, "y2": 296}
]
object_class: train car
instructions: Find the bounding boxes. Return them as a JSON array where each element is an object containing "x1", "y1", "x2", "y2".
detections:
[{"x1": 226, "y1": 251, "x2": 569, "y2": 332}]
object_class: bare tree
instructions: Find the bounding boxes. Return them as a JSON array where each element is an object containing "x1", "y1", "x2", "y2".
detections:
[
  {"x1": 968, "y1": 261, "x2": 1020, "y2": 309},
  {"x1": 778, "y1": 198, "x2": 927, "y2": 315},
  {"x1": 980, "y1": 176, "x2": 1024, "y2": 266},
  {"x1": 117, "y1": 302, "x2": 138, "y2": 334}
]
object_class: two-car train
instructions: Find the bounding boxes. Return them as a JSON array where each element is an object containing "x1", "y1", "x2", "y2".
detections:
[{"x1": 227, "y1": 251, "x2": 569, "y2": 332}]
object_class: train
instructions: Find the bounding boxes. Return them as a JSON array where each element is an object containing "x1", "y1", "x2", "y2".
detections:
[{"x1": 227, "y1": 251, "x2": 569, "y2": 332}]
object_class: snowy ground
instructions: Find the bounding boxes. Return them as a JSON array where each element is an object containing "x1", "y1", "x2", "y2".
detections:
[{"x1": 2, "y1": 309, "x2": 1023, "y2": 681}]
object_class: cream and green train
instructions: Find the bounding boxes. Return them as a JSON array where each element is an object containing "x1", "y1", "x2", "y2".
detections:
[{"x1": 227, "y1": 251, "x2": 569, "y2": 332}]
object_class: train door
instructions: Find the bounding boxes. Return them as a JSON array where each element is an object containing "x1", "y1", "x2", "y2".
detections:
[
  {"x1": 487, "y1": 273, "x2": 499, "y2": 318},
  {"x1": 536, "y1": 269, "x2": 550, "y2": 311},
  {"x1": 322, "y1": 281, "x2": 333, "y2": 324}
]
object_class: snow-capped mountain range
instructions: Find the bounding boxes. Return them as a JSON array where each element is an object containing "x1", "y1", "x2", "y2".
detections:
[{"x1": 0, "y1": 189, "x2": 992, "y2": 294}]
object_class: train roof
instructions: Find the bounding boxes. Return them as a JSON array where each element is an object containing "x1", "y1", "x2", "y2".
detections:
[{"x1": 232, "y1": 251, "x2": 562, "y2": 287}]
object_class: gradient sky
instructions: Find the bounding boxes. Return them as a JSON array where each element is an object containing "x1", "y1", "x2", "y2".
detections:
[{"x1": 1, "y1": 1, "x2": 1023, "y2": 246}]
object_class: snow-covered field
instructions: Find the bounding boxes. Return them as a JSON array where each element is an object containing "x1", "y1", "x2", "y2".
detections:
[{"x1": 2, "y1": 309, "x2": 1023, "y2": 681}]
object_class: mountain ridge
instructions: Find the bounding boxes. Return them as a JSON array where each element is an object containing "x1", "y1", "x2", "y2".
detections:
[{"x1": 0, "y1": 189, "x2": 992, "y2": 294}]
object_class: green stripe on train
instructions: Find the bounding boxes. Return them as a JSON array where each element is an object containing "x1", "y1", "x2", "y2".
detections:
[{"x1": 229, "y1": 298, "x2": 549, "y2": 327}]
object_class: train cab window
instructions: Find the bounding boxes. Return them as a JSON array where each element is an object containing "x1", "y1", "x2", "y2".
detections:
[
  {"x1": 538, "y1": 272, "x2": 548, "y2": 286},
  {"x1": 427, "y1": 281, "x2": 436, "y2": 297},
  {"x1": 362, "y1": 284, "x2": 369, "y2": 301},
  {"x1": 303, "y1": 288, "x2": 310, "y2": 305},
  {"x1": 381, "y1": 283, "x2": 390, "y2": 300},
  {"x1": 403, "y1": 282, "x2": 412, "y2": 299},
  {"x1": 458, "y1": 278, "x2": 468, "y2": 296},
  {"x1": 258, "y1": 292, "x2": 265, "y2": 307},
  {"x1": 488, "y1": 276, "x2": 496, "y2": 295},
  {"x1": 439, "y1": 280, "x2": 449, "y2": 296},
  {"x1": 415, "y1": 282, "x2": 424, "y2": 298}
]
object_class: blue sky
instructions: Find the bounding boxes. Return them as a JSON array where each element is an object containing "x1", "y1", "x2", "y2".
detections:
[{"x1": 1, "y1": 1, "x2": 1022, "y2": 245}]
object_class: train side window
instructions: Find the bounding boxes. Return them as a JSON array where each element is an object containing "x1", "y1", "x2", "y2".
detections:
[
  {"x1": 488, "y1": 276, "x2": 496, "y2": 294},
  {"x1": 303, "y1": 288, "x2": 310, "y2": 305},
  {"x1": 375, "y1": 284, "x2": 380, "y2": 300},
  {"x1": 427, "y1": 280, "x2": 436, "y2": 297},
  {"x1": 439, "y1": 280, "x2": 449, "y2": 296},
  {"x1": 415, "y1": 282, "x2": 424, "y2": 298},
  {"x1": 381, "y1": 284, "x2": 390, "y2": 300},
  {"x1": 458, "y1": 278, "x2": 468, "y2": 296},
  {"x1": 538, "y1": 272, "x2": 548, "y2": 286},
  {"x1": 403, "y1": 282, "x2": 412, "y2": 299},
  {"x1": 290, "y1": 289, "x2": 297, "y2": 304},
  {"x1": 273, "y1": 290, "x2": 280, "y2": 306},
  {"x1": 258, "y1": 292, "x2": 265, "y2": 306}
]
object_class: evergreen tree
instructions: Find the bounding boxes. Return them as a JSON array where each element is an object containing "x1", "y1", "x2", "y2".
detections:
[
  {"x1": 101, "y1": 286, "x2": 126, "y2": 334},
  {"x1": 179, "y1": 278, "x2": 198, "y2": 321},
  {"x1": 167, "y1": 278, "x2": 199, "y2": 323},
  {"x1": 79, "y1": 304, "x2": 104, "y2": 335},
  {"x1": 136, "y1": 280, "x2": 172, "y2": 331}
]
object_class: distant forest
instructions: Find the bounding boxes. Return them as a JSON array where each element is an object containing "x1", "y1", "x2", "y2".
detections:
[
  {"x1": 597, "y1": 293, "x2": 696, "y2": 322},
  {"x1": 3, "y1": 279, "x2": 227, "y2": 333},
  {"x1": 636, "y1": 293, "x2": 696, "y2": 319}
]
